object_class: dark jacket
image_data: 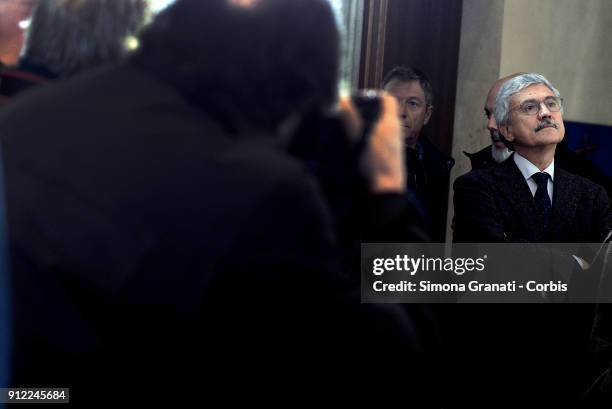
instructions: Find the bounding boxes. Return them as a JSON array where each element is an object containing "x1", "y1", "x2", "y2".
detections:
[
  {"x1": 0, "y1": 59, "x2": 54, "y2": 105},
  {"x1": 407, "y1": 136, "x2": 454, "y2": 241},
  {"x1": 465, "y1": 142, "x2": 611, "y2": 197},
  {"x1": 454, "y1": 153, "x2": 612, "y2": 243},
  {"x1": 450, "y1": 154, "x2": 612, "y2": 405},
  {"x1": 463, "y1": 144, "x2": 497, "y2": 170},
  {"x1": 0, "y1": 62, "x2": 430, "y2": 405}
]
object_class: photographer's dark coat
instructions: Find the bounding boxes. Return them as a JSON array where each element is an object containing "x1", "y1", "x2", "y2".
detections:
[
  {"x1": 0, "y1": 59, "x2": 55, "y2": 105},
  {"x1": 0, "y1": 61, "x2": 426, "y2": 404}
]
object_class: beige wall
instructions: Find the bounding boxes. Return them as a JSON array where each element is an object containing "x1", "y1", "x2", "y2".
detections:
[
  {"x1": 447, "y1": 0, "x2": 505, "y2": 241},
  {"x1": 501, "y1": 0, "x2": 612, "y2": 126}
]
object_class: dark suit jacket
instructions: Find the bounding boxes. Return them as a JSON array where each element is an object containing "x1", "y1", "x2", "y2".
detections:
[
  {"x1": 464, "y1": 143, "x2": 611, "y2": 197},
  {"x1": 463, "y1": 144, "x2": 497, "y2": 170},
  {"x1": 450, "y1": 154, "x2": 612, "y2": 405},
  {"x1": 454, "y1": 154, "x2": 612, "y2": 243},
  {"x1": 0, "y1": 62, "x2": 426, "y2": 405},
  {"x1": 407, "y1": 137, "x2": 455, "y2": 242}
]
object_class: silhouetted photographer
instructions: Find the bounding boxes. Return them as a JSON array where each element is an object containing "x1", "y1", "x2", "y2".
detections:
[{"x1": 0, "y1": 0, "x2": 435, "y2": 405}]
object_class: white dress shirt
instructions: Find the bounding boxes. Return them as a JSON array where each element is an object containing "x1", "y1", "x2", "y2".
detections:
[{"x1": 513, "y1": 153, "x2": 554, "y2": 201}]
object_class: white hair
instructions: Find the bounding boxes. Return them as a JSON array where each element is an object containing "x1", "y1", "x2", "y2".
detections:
[
  {"x1": 493, "y1": 73, "x2": 563, "y2": 128},
  {"x1": 491, "y1": 144, "x2": 512, "y2": 163}
]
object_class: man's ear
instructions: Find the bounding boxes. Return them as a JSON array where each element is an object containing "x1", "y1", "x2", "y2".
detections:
[{"x1": 423, "y1": 105, "x2": 433, "y2": 125}]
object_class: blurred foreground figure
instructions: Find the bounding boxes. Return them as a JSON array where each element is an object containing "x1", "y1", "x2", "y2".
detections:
[
  {"x1": 0, "y1": 0, "x2": 147, "y2": 103},
  {"x1": 0, "y1": 0, "x2": 432, "y2": 405}
]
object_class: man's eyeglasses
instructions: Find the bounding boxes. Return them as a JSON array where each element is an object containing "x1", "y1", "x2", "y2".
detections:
[{"x1": 510, "y1": 96, "x2": 563, "y2": 116}]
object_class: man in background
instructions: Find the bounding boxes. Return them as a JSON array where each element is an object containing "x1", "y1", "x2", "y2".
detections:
[
  {"x1": 382, "y1": 66, "x2": 454, "y2": 241},
  {"x1": 463, "y1": 73, "x2": 519, "y2": 169}
]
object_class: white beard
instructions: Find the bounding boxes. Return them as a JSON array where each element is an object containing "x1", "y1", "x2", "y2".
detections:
[{"x1": 491, "y1": 144, "x2": 512, "y2": 163}]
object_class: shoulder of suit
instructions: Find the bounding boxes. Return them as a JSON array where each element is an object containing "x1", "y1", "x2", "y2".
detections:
[
  {"x1": 464, "y1": 145, "x2": 491, "y2": 158},
  {"x1": 463, "y1": 145, "x2": 494, "y2": 170},
  {"x1": 555, "y1": 165, "x2": 607, "y2": 193}
]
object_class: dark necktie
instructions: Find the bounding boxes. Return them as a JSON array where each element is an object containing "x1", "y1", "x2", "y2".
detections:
[{"x1": 531, "y1": 172, "x2": 551, "y2": 228}]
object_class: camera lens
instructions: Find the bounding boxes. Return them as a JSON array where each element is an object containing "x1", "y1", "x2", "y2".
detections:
[
  {"x1": 351, "y1": 90, "x2": 381, "y2": 127},
  {"x1": 351, "y1": 90, "x2": 381, "y2": 155}
]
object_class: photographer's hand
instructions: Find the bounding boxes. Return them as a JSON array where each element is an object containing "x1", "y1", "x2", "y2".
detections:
[{"x1": 338, "y1": 93, "x2": 405, "y2": 193}]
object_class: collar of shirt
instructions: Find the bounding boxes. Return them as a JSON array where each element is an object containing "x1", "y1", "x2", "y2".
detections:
[{"x1": 513, "y1": 152, "x2": 555, "y2": 200}]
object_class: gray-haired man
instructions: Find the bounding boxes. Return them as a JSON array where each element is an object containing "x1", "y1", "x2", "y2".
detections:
[
  {"x1": 451, "y1": 73, "x2": 612, "y2": 405},
  {"x1": 464, "y1": 73, "x2": 610, "y2": 199},
  {"x1": 463, "y1": 73, "x2": 520, "y2": 169},
  {"x1": 454, "y1": 72, "x2": 612, "y2": 243}
]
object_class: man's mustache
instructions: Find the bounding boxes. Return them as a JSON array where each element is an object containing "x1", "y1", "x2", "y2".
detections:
[{"x1": 535, "y1": 119, "x2": 559, "y2": 132}]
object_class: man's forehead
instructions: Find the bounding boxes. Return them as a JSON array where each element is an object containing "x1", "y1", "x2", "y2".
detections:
[
  {"x1": 485, "y1": 73, "x2": 526, "y2": 110},
  {"x1": 385, "y1": 79, "x2": 425, "y2": 97},
  {"x1": 512, "y1": 84, "x2": 555, "y2": 102}
]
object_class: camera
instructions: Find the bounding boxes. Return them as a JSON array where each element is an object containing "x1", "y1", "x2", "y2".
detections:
[
  {"x1": 287, "y1": 90, "x2": 382, "y2": 196},
  {"x1": 350, "y1": 90, "x2": 383, "y2": 155},
  {"x1": 286, "y1": 91, "x2": 384, "y2": 276}
]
